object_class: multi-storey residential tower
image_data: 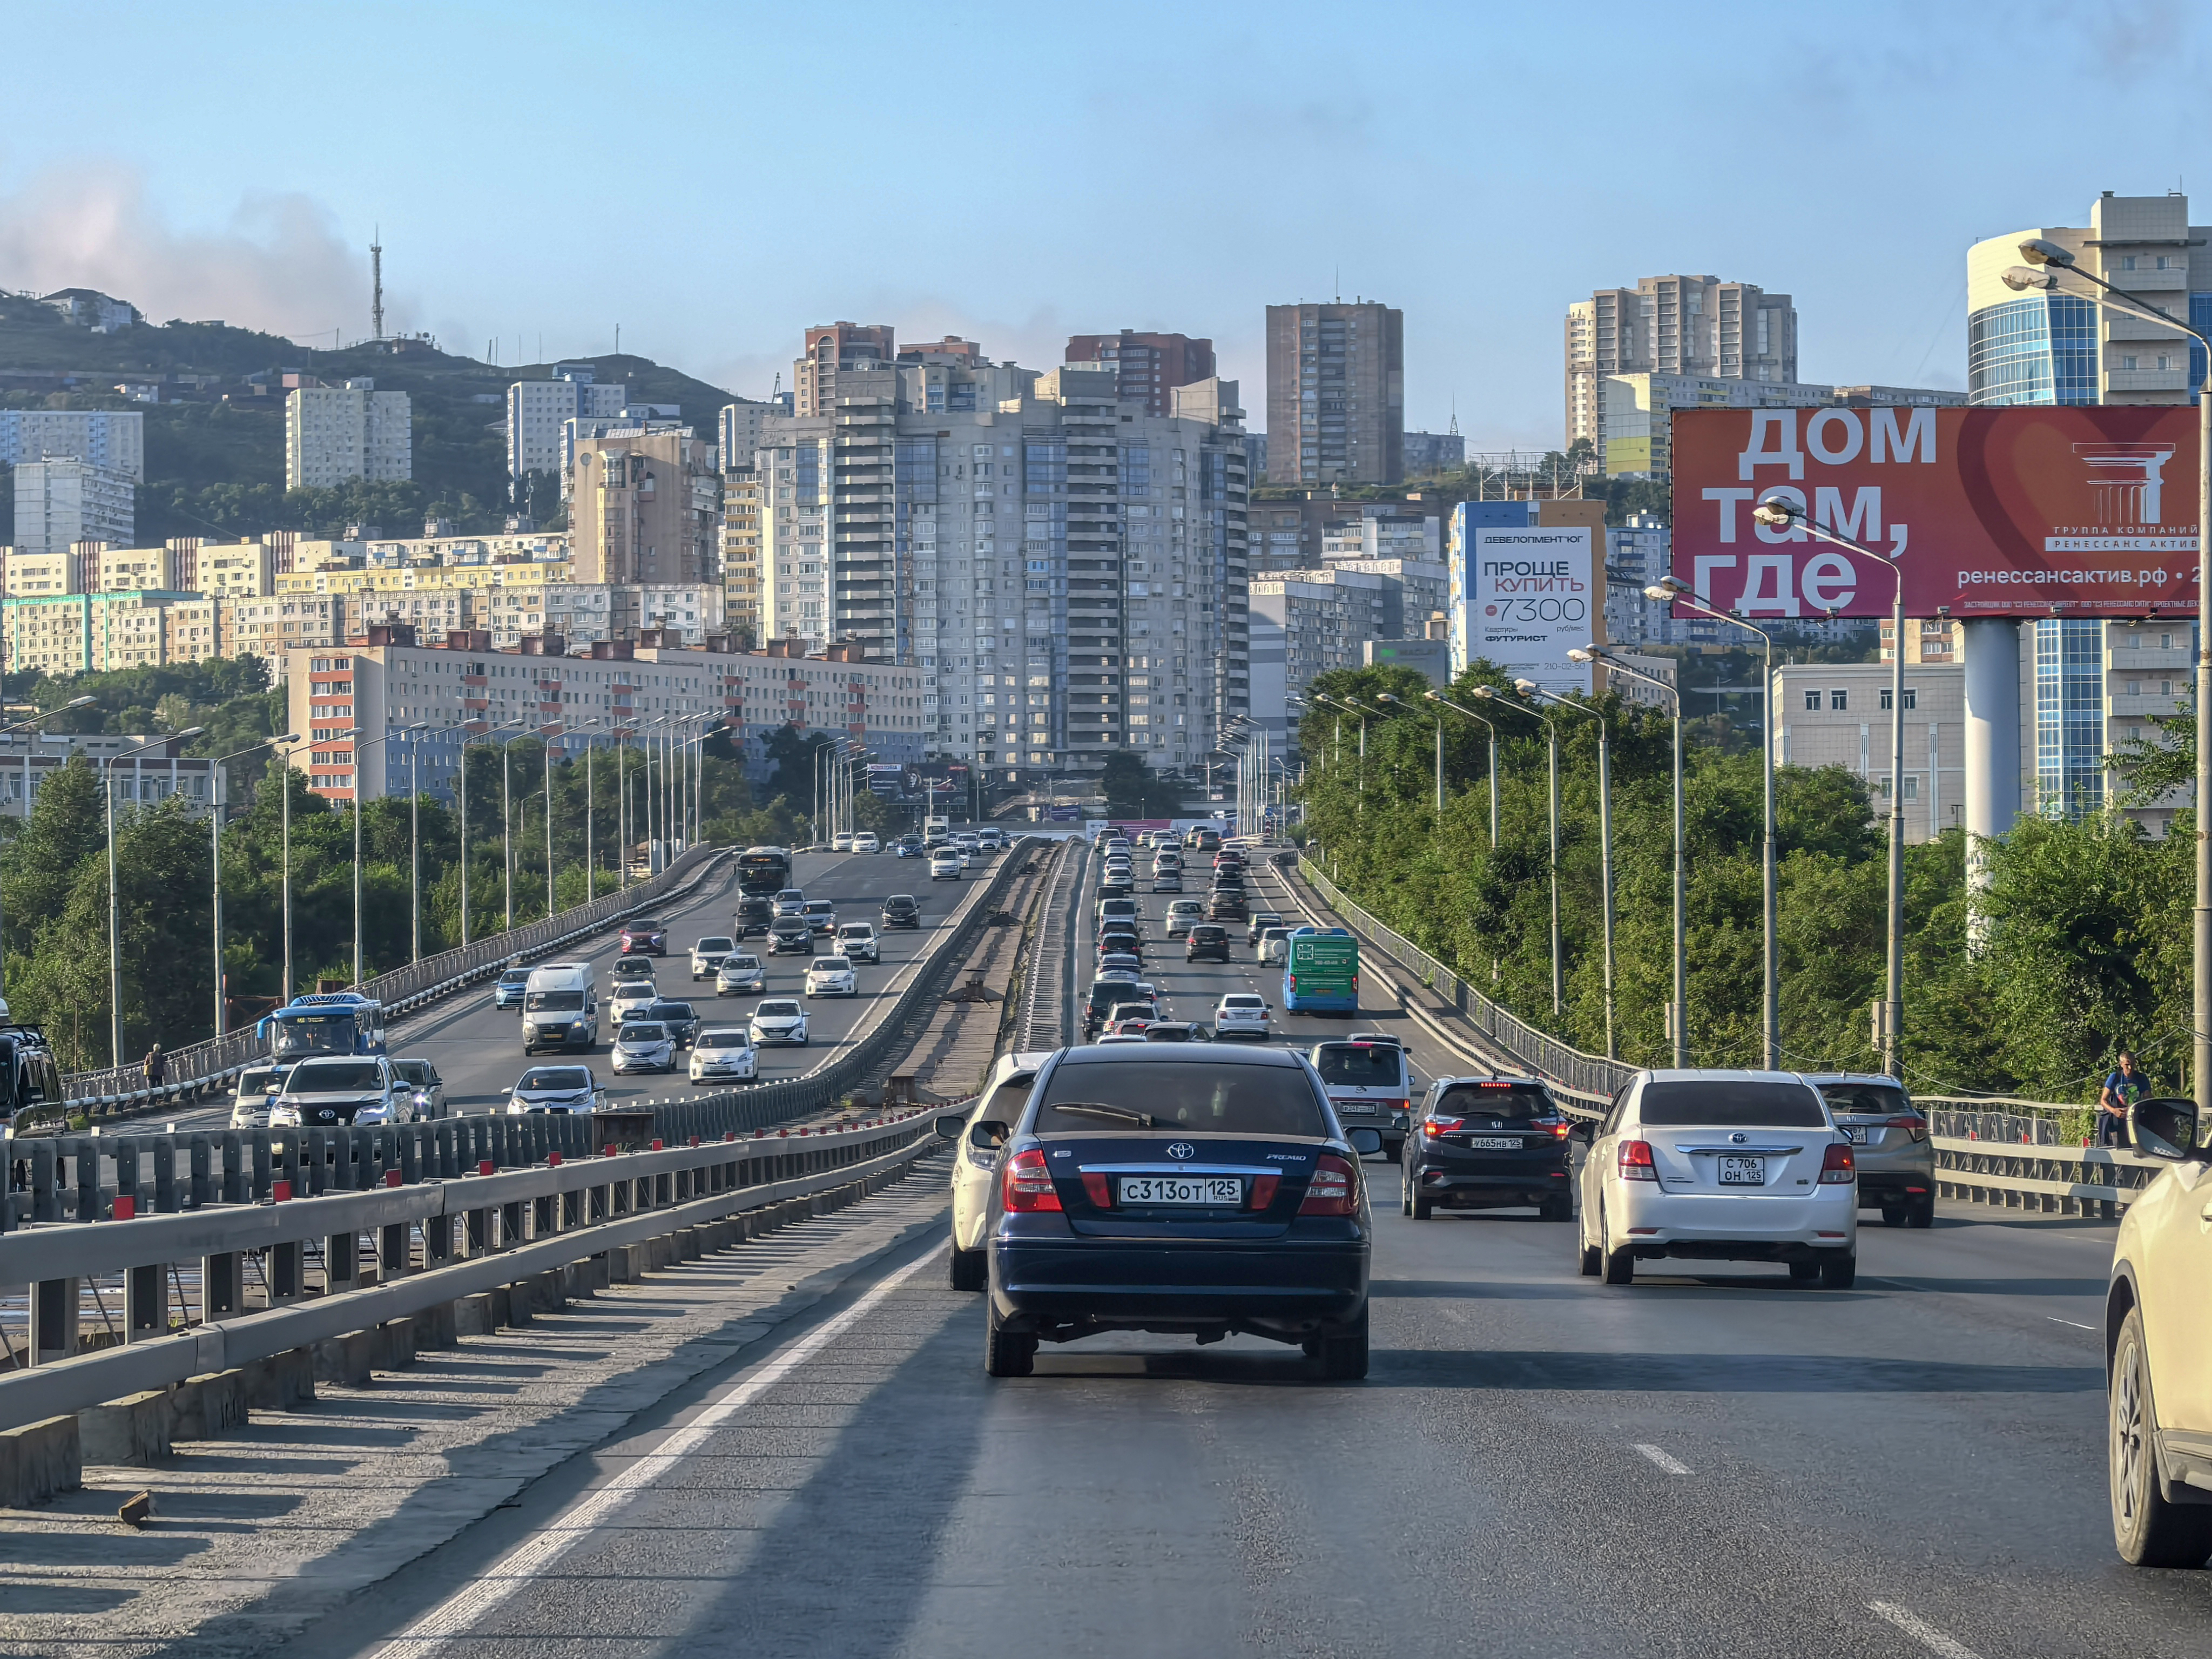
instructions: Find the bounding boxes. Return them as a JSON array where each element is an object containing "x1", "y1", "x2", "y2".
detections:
[
  {"x1": 795, "y1": 323, "x2": 896, "y2": 417},
  {"x1": 568, "y1": 429, "x2": 720, "y2": 586},
  {"x1": 285, "y1": 380, "x2": 411, "y2": 488},
  {"x1": 11, "y1": 459, "x2": 133, "y2": 555},
  {"x1": 0, "y1": 409, "x2": 144, "y2": 478},
  {"x1": 1565, "y1": 275, "x2": 1796, "y2": 449},
  {"x1": 1264, "y1": 301, "x2": 1405, "y2": 484},
  {"x1": 1064, "y1": 331, "x2": 1216, "y2": 417}
]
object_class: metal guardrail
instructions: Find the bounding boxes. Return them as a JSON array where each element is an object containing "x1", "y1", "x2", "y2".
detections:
[
  {"x1": 0, "y1": 1109, "x2": 950, "y2": 1428},
  {"x1": 1293, "y1": 858, "x2": 1632, "y2": 1104},
  {"x1": 1019, "y1": 840, "x2": 1083, "y2": 1051},
  {"x1": 64, "y1": 845, "x2": 728, "y2": 1114}
]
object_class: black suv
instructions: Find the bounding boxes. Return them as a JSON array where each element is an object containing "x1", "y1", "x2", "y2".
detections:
[
  {"x1": 768, "y1": 916, "x2": 816, "y2": 954},
  {"x1": 642, "y1": 1000, "x2": 702, "y2": 1048},
  {"x1": 1185, "y1": 923, "x2": 1231, "y2": 962},
  {"x1": 1207, "y1": 887, "x2": 1248, "y2": 921},
  {"x1": 734, "y1": 895, "x2": 774, "y2": 938},
  {"x1": 881, "y1": 893, "x2": 922, "y2": 928},
  {"x1": 1402, "y1": 1075, "x2": 1574, "y2": 1222},
  {"x1": 0, "y1": 1024, "x2": 64, "y2": 1136}
]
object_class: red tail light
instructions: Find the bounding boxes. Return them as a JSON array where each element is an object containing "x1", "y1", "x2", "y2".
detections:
[
  {"x1": 1422, "y1": 1116, "x2": 1465, "y2": 1138},
  {"x1": 1885, "y1": 1114, "x2": 1929, "y2": 1142},
  {"x1": 1541, "y1": 1120, "x2": 1572, "y2": 1139},
  {"x1": 1617, "y1": 1139, "x2": 1657, "y2": 1181},
  {"x1": 1003, "y1": 1148, "x2": 1063, "y2": 1212},
  {"x1": 1298, "y1": 1155, "x2": 1359, "y2": 1216},
  {"x1": 1820, "y1": 1142, "x2": 1856, "y2": 1184}
]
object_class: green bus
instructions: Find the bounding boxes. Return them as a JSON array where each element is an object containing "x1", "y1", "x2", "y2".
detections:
[{"x1": 1283, "y1": 927, "x2": 1359, "y2": 1013}]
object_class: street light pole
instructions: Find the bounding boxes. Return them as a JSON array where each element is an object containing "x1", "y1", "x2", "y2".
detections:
[
  {"x1": 1473, "y1": 686, "x2": 1562, "y2": 1012},
  {"x1": 1582, "y1": 646, "x2": 1686, "y2": 1066},
  {"x1": 2011, "y1": 238, "x2": 2212, "y2": 1100},
  {"x1": 1654, "y1": 579, "x2": 1779, "y2": 1068},
  {"x1": 1426, "y1": 691, "x2": 1500, "y2": 848},
  {"x1": 1519, "y1": 681, "x2": 1616, "y2": 1058},
  {"x1": 208, "y1": 731, "x2": 294, "y2": 1037},
  {"x1": 1752, "y1": 499, "x2": 1905, "y2": 1077},
  {"x1": 107, "y1": 727, "x2": 204, "y2": 1064},
  {"x1": 342, "y1": 726, "x2": 401, "y2": 984},
  {"x1": 406, "y1": 723, "x2": 428, "y2": 961},
  {"x1": 543, "y1": 721, "x2": 557, "y2": 918}
]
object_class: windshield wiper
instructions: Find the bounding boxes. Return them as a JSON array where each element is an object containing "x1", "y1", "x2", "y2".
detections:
[{"x1": 1049, "y1": 1102, "x2": 1156, "y2": 1127}]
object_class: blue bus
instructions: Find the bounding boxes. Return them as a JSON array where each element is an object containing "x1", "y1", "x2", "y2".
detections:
[
  {"x1": 259, "y1": 992, "x2": 389, "y2": 1060},
  {"x1": 1283, "y1": 927, "x2": 1359, "y2": 1014}
]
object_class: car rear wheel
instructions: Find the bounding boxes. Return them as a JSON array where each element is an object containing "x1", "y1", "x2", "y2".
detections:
[
  {"x1": 1540, "y1": 1193, "x2": 1573, "y2": 1223},
  {"x1": 2110, "y1": 1304, "x2": 2212, "y2": 1566},
  {"x1": 1907, "y1": 1195, "x2": 1936, "y2": 1228},
  {"x1": 1578, "y1": 1231, "x2": 1601, "y2": 1277},
  {"x1": 948, "y1": 1246, "x2": 987, "y2": 1292},
  {"x1": 1312, "y1": 1304, "x2": 1369, "y2": 1381},
  {"x1": 984, "y1": 1306, "x2": 1036, "y2": 1378},
  {"x1": 1410, "y1": 1188, "x2": 1433, "y2": 1220},
  {"x1": 1819, "y1": 1253, "x2": 1857, "y2": 1290},
  {"x1": 1602, "y1": 1242, "x2": 1635, "y2": 1285}
]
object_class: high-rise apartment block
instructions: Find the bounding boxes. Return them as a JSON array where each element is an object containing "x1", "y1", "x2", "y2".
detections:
[
  {"x1": 508, "y1": 374, "x2": 632, "y2": 477},
  {"x1": 12, "y1": 459, "x2": 133, "y2": 556},
  {"x1": 721, "y1": 469, "x2": 764, "y2": 646},
  {"x1": 1565, "y1": 275, "x2": 1796, "y2": 450},
  {"x1": 285, "y1": 379, "x2": 411, "y2": 488},
  {"x1": 795, "y1": 323, "x2": 896, "y2": 417},
  {"x1": 568, "y1": 429, "x2": 720, "y2": 586},
  {"x1": 1064, "y1": 331, "x2": 1217, "y2": 417},
  {"x1": 718, "y1": 400, "x2": 773, "y2": 474},
  {"x1": 0, "y1": 409, "x2": 144, "y2": 478},
  {"x1": 1402, "y1": 430, "x2": 1465, "y2": 475},
  {"x1": 1265, "y1": 302, "x2": 1405, "y2": 484},
  {"x1": 740, "y1": 352, "x2": 1249, "y2": 777}
]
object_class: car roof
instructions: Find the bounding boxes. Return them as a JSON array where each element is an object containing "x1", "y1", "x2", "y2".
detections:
[
  {"x1": 1796, "y1": 1072, "x2": 1905, "y2": 1087},
  {"x1": 1638, "y1": 1068, "x2": 1815, "y2": 1085},
  {"x1": 1430, "y1": 1072, "x2": 1547, "y2": 1088},
  {"x1": 1058, "y1": 1042, "x2": 1297, "y2": 1068}
]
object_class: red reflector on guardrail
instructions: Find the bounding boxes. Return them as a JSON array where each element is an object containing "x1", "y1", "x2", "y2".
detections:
[
  {"x1": 113, "y1": 1195, "x2": 136, "y2": 1220},
  {"x1": 650, "y1": 1139, "x2": 664, "y2": 1151},
  {"x1": 385, "y1": 1170, "x2": 403, "y2": 1186},
  {"x1": 478, "y1": 1161, "x2": 495, "y2": 1176},
  {"x1": 689, "y1": 1136, "x2": 700, "y2": 1148},
  {"x1": 271, "y1": 1181, "x2": 292, "y2": 1203},
  {"x1": 547, "y1": 1152, "x2": 562, "y2": 1167},
  {"x1": 604, "y1": 1143, "x2": 618, "y2": 1157}
]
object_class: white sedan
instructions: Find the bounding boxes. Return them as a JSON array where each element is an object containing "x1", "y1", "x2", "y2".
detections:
[
  {"x1": 689, "y1": 1027, "x2": 759, "y2": 1084},
  {"x1": 611, "y1": 1021, "x2": 677, "y2": 1074},
  {"x1": 750, "y1": 999, "x2": 810, "y2": 1046},
  {"x1": 1213, "y1": 994, "x2": 1271, "y2": 1038},
  {"x1": 1577, "y1": 1070, "x2": 1858, "y2": 1289},
  {"x1": 805, "y1": 954, "x2": 858, "y2": 997},
  {"x1": 854, "y1": 832, "x2": 882, "y2": 854},
  {"x1": 831, "y1": 832, "x2": 855, "y2": 852}
]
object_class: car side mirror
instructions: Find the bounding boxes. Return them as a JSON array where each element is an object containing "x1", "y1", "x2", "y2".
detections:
[
  {"x1": 1346, "y1": 1127, "x2": 1383, "y2": 1156},
  {"x1": 934, "y1": 1113, "x2": 965, "y2": 1140},
  {"x1": 1567, "y1": 1120, "x2": 1595, "y2": 1143},
  {"x1": 969, "y1": 1119, "x2": 1010, "y2": 1149},
  {"x1": 2132, "y1": 1097, "x2": 2203, "y2": 1161}
]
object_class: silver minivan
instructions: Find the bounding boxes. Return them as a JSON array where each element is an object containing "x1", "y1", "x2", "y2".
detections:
[{"x1": 523, "y1": 962, "x2": 599, "y2": 1054}]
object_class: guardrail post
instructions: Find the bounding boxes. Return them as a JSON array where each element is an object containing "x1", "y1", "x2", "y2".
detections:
[
  {"x1": 218, "y1": 1132, "x2": 244, "y2": 1205},
  {"x1": 72, "y1": 1139, "x2": 101, "y2": 1223},
  {"x1": 327, "y1": 1226, "x2": 359, "y2": 1293},
  {"x1": 29, "y1": 1275, "x2": 78, "y2": 1364},
  {"x1": 126, "y1": 1259, "x2": 165, "y2": 1342},
  {"x1": 153, "y1": 1136, "x2": 179, "y2": 1213},
  {"x1": 29, "y1": 1142, "x2": 57, "y2": 1224},
  {"x1": 113, "y1": 1138, "x2": 140, "y2": 1219},
  {"x1": 199, "y1": 1250, "x2": 241, "y2": 1322}
]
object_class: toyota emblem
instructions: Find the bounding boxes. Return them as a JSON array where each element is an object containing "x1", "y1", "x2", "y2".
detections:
[
  {"x1": 1730, "y1": 1132, "x2": 1747, "y2": 1144},
  {"x1": 1165, "y1": 1141, "x2": 1196, "y2": 1159}
]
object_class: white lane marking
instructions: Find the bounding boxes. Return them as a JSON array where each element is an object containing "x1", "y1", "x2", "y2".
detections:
[
  {"x1": 1632, "y1": 1443, "x2": 1692, "y2": 1475},
  {"x1": 2047, "y1": 1316, "x2": 2095, "y2": 1331},
  {"x1": 1868, "y1": 1601, "x2": 1984, "y2": 1659},
  {"x1": 369, "y1": 1245, "x2": 940, "y2": 1654}
]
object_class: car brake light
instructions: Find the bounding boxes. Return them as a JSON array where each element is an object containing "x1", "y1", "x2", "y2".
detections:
[
  {"x1": 1886, "y1": 1114, "x2": 1929, "y2": 1142},
  {"x1": 1617, "y1": 1139, "x2": 1657, "y2": 1181},
  {"x1": 1423, "y1": 1115, "x2": 1465, "y2": 1137},
  {"x1": 1298, "y1": 1155, "x2": 1358, "y2": 1216},
  {"x1": 1003, "y1": 1148, "x2": 1063, "y2": 1212},
  {"x1": 1820, "y1": 1142, "x2": 1856, "y2": 1184}
]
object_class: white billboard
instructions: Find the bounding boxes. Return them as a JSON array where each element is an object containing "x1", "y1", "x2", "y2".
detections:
[{"x1": 1468, "y1": 525, "x2": 1594, "y2": 695}]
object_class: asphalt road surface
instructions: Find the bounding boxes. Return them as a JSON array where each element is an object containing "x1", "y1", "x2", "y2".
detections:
[
  {"x1": 153, "y1": 847, "x2": 999, "y2": 1133},
  {"x1": 274, "y1": 842, "x2": 2196, "y2": 1659}
]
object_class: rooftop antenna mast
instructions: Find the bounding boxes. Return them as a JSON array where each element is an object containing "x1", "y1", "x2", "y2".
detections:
[{"x1": 370, "y1": 227, "x2": 385, "y2": 342}]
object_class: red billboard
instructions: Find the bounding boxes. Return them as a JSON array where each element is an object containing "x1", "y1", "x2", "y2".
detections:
[{"x1": 1669, "y1": 406, "x2": 2201, "y2": 619}]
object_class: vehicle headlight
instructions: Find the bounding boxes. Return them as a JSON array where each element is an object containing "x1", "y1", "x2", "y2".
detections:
[{"x1": 271, "y1": 1104, "x2": 300, "y2": 1125}]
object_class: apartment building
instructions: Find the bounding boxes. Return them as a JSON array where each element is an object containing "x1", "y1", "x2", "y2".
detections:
[
  {"x1": 1249, "y1": 493, "x2": 1450, "y2": 572},
  {"x1": 1402, "y1": 430, "x2": 1466, "y2": 475},
  {"x1": 12, "y1": 459, "x2": 133, "y2": 556},
  {"x1": 199, "y1": 541, "x2": 275, "y2": 597},
  {"x1": 718, "y1": 402, "x2": 773, "y2": 475},
  {"x1": 746, "y1": 357, "x2": 1249, "y2": 779},
  {"x1": 0, "y1": 733, "x2": 221, "y2": 822},
  {"x1": 1566, "y1": 275, "x2": 1798, "y2": 450},
  {"x1": 1264, "y1": 301, "x2": 1405, "y2": 484},
  {"x1": 0, "y1": 409, "x2": 144, "y2": 477},
  {"x1": 285, "y1": 380, "x2": 411, "y2": 488},
  {"x1": 225, "y1": 596, "x2": 343, "y2": 671},
  {"x1": 164, "y1": 598, "x2": 223, "y2": 664},
  {"x1": 507, "y1": 373, "x2": 636, "y2": 477},
  {"x1": 1249, "y1": 570, "x2": 1392, "y2": 754},
  {"x1": 1064, "y1": 331, "x2": 1216, "y2": 417},
  {"x1": 568, "y1": 429, "x2": 719, "y2": 586},
  {"x1": 1, "y1": 589, "x2": 195, "y2": 674},
  {"x1": 285, "y1": 633, "x2": 930, "y2": 804},
  {"x1": 795, "y1": 323, "x2": 896, "y2": 417},
  {"x1": 1772, "y1": 660, "x2": 1965, "y2": 844},
  {"x1": 721, "y1": 470, "x2": 764, "y2": 645}
]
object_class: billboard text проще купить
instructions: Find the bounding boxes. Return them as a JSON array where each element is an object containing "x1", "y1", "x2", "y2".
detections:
[{"x1": 1669, "y1": 406, "x2": 2202, "y2": 620}]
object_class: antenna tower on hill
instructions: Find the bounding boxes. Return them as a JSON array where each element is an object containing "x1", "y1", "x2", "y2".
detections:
[{"x1": 370, "y1": 228, "x2": 385, "y2": 342}]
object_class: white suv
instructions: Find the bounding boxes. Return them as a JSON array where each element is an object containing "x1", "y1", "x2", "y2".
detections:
[
  {"x1": 835, "y1": 922, "x2": 880, "y2": 963},
  {"x1": 934, "y1": 1050, "x2": 1055, "y2": 1291},
  {"x1": 1578, "y1": 1070, "x2": 1858, "y2": 1288},
  {"x1": 2106, "y1": 1093, "x2": 2212, "y2": 1566},
  {"x1": 690, "y1": 935, "x2": 737, "y2": 979}
]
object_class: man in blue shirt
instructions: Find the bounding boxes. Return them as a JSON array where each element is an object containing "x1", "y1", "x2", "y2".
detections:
[{"x1": 2098, "y1": 1050, "x2": 2150, "y2": 1148}]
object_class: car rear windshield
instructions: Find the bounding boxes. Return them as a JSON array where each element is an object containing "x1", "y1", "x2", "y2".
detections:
[
  {"x1": 757, "y1": 1000, "x2": 800, "y2": 1017},
  {"x1": 1222, "y1": 995, "x2": 1264, "y2": 1009},
  {"x1": 1191, "y1": 926, "x2": 1226, "y2": 940},
  {"x1": 1033, "y1": 1061, "x2": 1326, "y2": 1136},
  {"x1": 976, "y1": 1071, "x2": 1037, "y2": 1125},
  {"x1": 1313, "y1": 1044, "x2": 1407, "y2": 1087},
  {"x1": 1819, "y1": 1082, "x2": 1911, "y2": 1118},
  {"x1": 392, "y1": 1061, "x2": 430, "y2": 1084},
  {"x1": 1435, "y1": 1083, "x2": 1553, "y2": 1118},
  {"x1": 518, "y1": 1067, "x2": 590, "y2": 1091},
  {"x1": 1640, "y1": 1080, "x2": 1826, "y2": 1128},
  {"x1": 289, "y1": 1061, "x2": 382, "y2": 1093},
  {"x1": 623, "y1": 1024, "x2": 667, "y2": 1041},
  {"x1": 526, "y1": 990, "x2": 585, "y2": 1011}
]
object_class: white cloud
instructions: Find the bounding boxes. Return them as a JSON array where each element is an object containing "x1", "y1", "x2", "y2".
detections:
[{"x1": 0, "y1": 161, "x2": 381, "y2": 343}]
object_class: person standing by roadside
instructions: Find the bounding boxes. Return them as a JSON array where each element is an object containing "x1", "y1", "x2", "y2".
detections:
[
  {"x1": 2098, "y1": 1049, "x2": 2150, "y2": 1148},
  {"x1": 143, "y1": 1042, "x2": 166, "y2": 1090}
]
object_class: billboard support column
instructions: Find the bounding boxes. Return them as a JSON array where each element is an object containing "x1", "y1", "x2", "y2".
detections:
[{"x1": 1960, "y1": 620, "x2": 2021, "y2": 919}]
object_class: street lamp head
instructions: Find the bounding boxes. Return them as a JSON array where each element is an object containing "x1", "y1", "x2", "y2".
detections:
[
  {"x1": 1375, "y1": 691, "x2": 1399, "y2": 703},
  {"x1": 1470, "y1": 685, "x2": 1496, "y2": 701},
  {"x1": 1422, "y1": 689, "x2": 1440, "y2": 702},
  {"x1": 1751, "y1": 500, "x2": 1800, "y2": 528},
  {"x1": 1567, "y1": 648, "x2": 1597, "y2": 665},
  {"x1": 1512, "y1": 678, "x2": 1539, "y2": 696},
  {"x1": 2001, "y1": 265, "x2": 2059, "y2": 292},
  {"x1": 2019, "y1": 237, "x2": 2076, "y2": 268},
  {"x1": 177, "y1": 726, "x2": 206, "y2": 740},
  {"x1": 275, "y1": 733, "x2": 299, "y2": 745},
  {"x1": 64, "y1": 696, "x2": 96, "y2": 709}
]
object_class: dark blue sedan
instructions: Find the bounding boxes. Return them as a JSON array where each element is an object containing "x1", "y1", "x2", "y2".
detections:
[{"x1": 975, "y1": 1044, "x2": 1377, "y2": 1380}]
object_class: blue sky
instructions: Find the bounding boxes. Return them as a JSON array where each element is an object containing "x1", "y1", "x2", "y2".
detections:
[{"x1": 2, "y1": 0, "x2": 2205, "y2": 449}]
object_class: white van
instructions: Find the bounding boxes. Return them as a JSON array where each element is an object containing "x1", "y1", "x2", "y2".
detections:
[{"x1": 523, "y1": 962, "x2": 599, "y2": 1054}]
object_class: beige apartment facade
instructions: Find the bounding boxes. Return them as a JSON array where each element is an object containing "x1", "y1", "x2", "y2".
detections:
[
  {"x1": 1773, "y1": 661, "x2": 1965, "y2": 843},
  {"x1": 569, "y1": 430, "x2": 720, "y2": 586}
]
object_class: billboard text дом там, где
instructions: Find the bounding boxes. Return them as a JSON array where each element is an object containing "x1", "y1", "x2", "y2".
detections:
[{"x1": 1669, "y1": 406, "x2": 2202, "y2": 619}]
